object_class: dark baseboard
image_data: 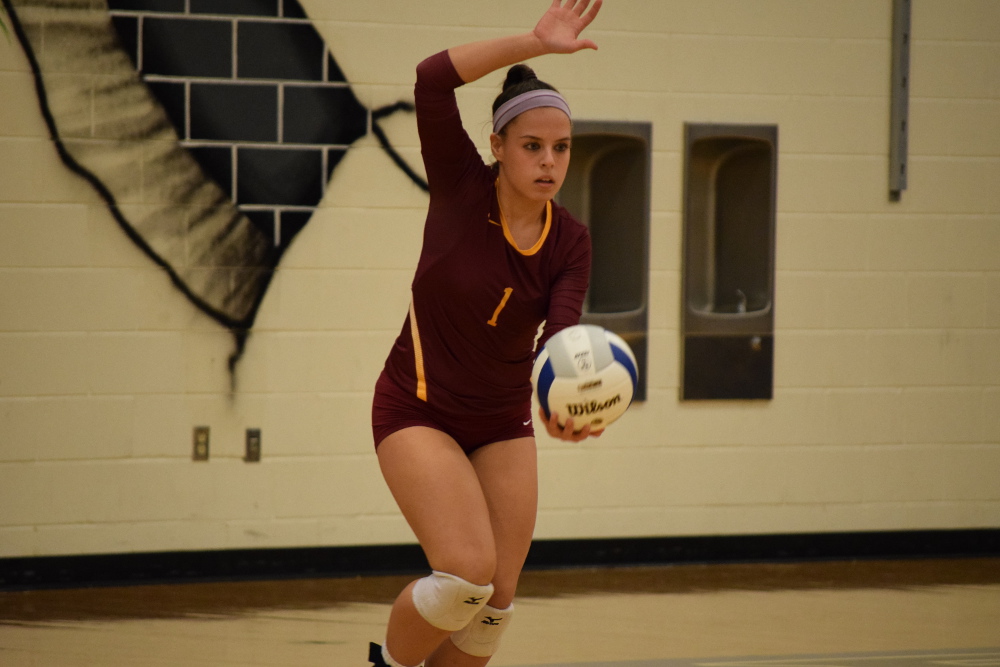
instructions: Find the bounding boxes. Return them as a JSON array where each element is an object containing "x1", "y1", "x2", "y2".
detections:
[{"x1": 2, "y1": 528, "x2": 997, "y2": 591}]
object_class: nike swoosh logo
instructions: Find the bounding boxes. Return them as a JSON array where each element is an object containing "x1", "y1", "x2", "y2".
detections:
[{"x1": 523, "y1": 420, "x2": 532, "y2": 426}]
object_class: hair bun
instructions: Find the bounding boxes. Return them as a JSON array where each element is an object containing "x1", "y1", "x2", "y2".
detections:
[
  {"x1": 502, "y1": 64, "x2": 538, "y2": 92},
  {"x1": 491, "y1": 64, "x2": 558, "y2": 118}
]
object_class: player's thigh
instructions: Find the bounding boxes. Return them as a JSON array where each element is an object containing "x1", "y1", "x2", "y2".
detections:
[
  {"x1": 468, "y1": 436, "x2": 538, "y2": 605},
  {"x1": 377, "y1": 426, "x2": 496, "y2": 584}
]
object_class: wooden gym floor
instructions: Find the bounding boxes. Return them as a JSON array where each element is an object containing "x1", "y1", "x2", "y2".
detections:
[{"x1": 1, "y1": 558, "x2": 998, "y2": 666}]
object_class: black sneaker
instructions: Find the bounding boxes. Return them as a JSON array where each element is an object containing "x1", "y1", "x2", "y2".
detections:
[{"x1": 368, "y1": 642, "x2": 389, "y2": 667}]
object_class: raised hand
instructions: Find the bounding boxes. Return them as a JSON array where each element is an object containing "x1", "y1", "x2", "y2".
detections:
[{"x1": 533, "y1": 0, "x2": 603, "y2": 54}]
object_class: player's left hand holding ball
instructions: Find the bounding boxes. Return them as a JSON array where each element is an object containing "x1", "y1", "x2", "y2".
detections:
[
  {"x1": 538, "y1": 407, "x2": 604, "y2": 442},
  {"x1": 531, "y1": 324, "x2": 638, "y2": 442}
]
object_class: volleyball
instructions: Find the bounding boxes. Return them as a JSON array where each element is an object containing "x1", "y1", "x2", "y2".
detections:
[{"x1": 532, "y1": 324, "x2": 638, "y2": 433}]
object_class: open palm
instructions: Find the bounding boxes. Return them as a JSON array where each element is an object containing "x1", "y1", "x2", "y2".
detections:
[{"x1": 533, "y1": 0, "x2": 603, "y2": 53}]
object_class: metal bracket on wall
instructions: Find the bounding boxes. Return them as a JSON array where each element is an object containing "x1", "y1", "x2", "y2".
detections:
[{"x1": 889, "y1": 0, "x2": 911, "y2": 201}]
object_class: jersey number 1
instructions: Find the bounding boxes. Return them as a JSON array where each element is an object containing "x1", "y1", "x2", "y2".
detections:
[{"x1": 487, "y1": 287, "x2": 514, "y2": 327}]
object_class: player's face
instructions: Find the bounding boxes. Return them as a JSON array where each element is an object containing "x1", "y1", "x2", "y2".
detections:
[{"x1": 491, "y1": 106, "x2": 572, "y2": 204}]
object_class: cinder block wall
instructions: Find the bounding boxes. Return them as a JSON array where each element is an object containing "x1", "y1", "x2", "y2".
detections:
[{"x1": 0, "y1": 0, "x2": 997, "y2": 559}]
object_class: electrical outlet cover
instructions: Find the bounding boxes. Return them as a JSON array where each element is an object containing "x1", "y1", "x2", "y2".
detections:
[{"x1": 193, "y1": 426, "x2": 210, "y2": 461}]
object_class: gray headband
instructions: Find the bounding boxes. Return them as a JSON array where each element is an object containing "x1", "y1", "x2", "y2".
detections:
[{"x1": 492, "y1": 89, "x2": 572, "y2": 134}]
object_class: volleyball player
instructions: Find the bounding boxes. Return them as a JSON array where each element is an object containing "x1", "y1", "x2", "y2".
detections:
[{"x1": 369, "y1": 2, "x2": 604, "y2": 665}]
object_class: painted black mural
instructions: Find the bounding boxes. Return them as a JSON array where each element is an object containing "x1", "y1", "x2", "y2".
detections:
[{"x1": 3, "y1": 0, "x2": 427, "y2": 377}]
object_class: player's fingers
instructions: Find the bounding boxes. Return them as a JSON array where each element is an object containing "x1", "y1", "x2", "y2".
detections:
[
  {"x1": 582, "y1": 0, "x2": 602, "y2": 23},
  {"x1": 541, "y1": 410, "x2": 592, "y2": 442},
  {"x1": 561, "y1": 418, "x2": 590, "y2": 442},
  {"x1": 542, "y1": 408, "x2": 562, "y2": 437}
]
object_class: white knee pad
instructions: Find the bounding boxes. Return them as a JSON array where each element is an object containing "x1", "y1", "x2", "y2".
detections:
[
  {"x1": 411, "y1": 570, "x2": 494, "y2": 632},
  {"x1": 450, "y1": 603, "x2": 514, "y2": 657}
]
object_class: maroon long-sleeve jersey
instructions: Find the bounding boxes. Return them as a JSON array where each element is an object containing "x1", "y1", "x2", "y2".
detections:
[{"x1": 380, "y1": 50, "x2": 592, "y2": 417}]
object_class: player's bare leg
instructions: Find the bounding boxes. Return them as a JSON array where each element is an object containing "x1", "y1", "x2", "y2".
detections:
[
  {"x1": 425, "y1": 436, "x2": 538, "y2": 667},
  {"x1": 376, "y1": 427, "x2": 497, "y2": 666}
]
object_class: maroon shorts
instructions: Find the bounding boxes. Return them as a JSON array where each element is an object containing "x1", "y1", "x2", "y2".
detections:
[{"x1": 371, "y1": 371, "x2": 534, "y2": 454}]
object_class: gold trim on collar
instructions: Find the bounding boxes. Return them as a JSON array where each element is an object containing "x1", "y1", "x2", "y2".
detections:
[{"x1": 495, "y1": 183, "x2": 552, "y2": 256}]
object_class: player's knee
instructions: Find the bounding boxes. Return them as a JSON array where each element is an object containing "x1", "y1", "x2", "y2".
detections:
[
  {"x1": 434, "y1": 542, "x2": 497, "y2": 587},
  {"x1": 451, "y1": 602, "x2": 514, "y2": 657},
  {"x1": 487, "y1": 575, "x2": 517, "y2": 609},
  {"x1": 411, "y1": 570, "x2": 495, "y2": 632}
]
